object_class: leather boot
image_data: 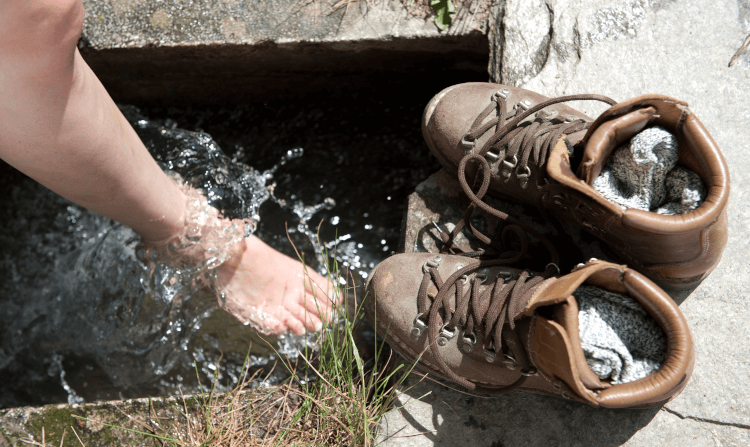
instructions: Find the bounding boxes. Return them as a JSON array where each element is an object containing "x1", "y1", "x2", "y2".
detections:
[
  {"x1": 422, "y1": 83, "x2": 729, "y2": 290},
  {"x1": 364, "y1": 253, "x2": 694, "y2": 408}
]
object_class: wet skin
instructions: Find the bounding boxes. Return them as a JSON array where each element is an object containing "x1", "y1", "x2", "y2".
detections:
[{"x1": 0, "y1": 0, "x2": 338, "y2": 335}]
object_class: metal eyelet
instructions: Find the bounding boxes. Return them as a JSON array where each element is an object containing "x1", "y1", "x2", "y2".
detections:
[
  {"x1": 492, "y1": 88, "x2": 510, "y2": 100},
  {"x1": 496, "y1": 270, "x2": 514, "y2": 281},
  {"x1": 461, "y1": 331, "x2": 477, "y2": 353},
  {"x1": 535, "y1": 109, "x2": 559, "y2": 121},
  {"x1": 485, "y1": 149, "x2": 500, "y2": 162},
  {"x1": 461, "y1": 135, "x2": 476, "y2": 153},
  {"x1": 483, "y1": 346, "x2": 497, "y2": 363},
  {"x1": 503, "y1": 354, "x2": 518, "y2": 370},
  {"x1": 522, "y1": 368, "x2": 537, "y2": 376},
  {"x1": 516, "y1": 165, "x2": 531, "y2": 188},
  {"x1": 501, "y1": 155, "x2": 518, "y2": 179},
  {"x1": 517, "y1": 99, "x2": 532, "y2": 111},
  {"x1": 437, "y1": 324, "x2": 456, "y2": 346},
  {"x1": 474, "y1": 268, "x2": 488, "y2": 284},
  {"x1": 411, "y1": 313, "x2": 427, "y2": 338},
  {"x1": 545, "y1": 263, "x2": 560, "y2": 276},
  {"x1": 422, "y1": 255, "x2": 442, "y2": 273}
]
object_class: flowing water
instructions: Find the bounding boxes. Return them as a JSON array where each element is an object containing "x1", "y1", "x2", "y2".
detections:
[{"x1": 0, "y1": 82, "x2": 462, "y2": 408}]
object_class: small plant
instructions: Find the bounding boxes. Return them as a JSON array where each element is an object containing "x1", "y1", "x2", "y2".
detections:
[
  {"x1": 329, "y1": 0, "x2": 456, "y2": 32},
  {"x1": 272, "y1": 250, "x2": 419, "y2": 445},
  {"x1": 430, "y1": 0, "x2": 456, "y2": 30}
]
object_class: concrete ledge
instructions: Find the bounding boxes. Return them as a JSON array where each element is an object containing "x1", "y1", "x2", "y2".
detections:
[{"x1": 80, "y1": 0, "x2": 494, "y2": 104}]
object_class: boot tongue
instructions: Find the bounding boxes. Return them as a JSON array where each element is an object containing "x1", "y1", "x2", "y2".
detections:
[{"x1": 525, "y1": 267, "x2": 612, "y2": 404}]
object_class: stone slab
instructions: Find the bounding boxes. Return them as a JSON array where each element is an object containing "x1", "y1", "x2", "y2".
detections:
[
  {"x1": 79, "y1": 0, "x2": 492, "y2": 103},
  {"x1": 379, "y1": 0, "x2": 750, "y2": 444},
  {"x1": 378, "y1": 379, "x2": 750, "y2": 447}
]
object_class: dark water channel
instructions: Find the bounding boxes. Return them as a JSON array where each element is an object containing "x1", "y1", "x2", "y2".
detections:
[{"x1": 0, "y1": 69, "x2": 487, "y2": 408}]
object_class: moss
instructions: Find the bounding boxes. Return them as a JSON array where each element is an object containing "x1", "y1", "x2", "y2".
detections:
[{"x1": 20, "y1": 402, "x2": 167, "y2": 447}]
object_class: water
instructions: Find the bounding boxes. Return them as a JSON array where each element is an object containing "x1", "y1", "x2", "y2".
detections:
[{"x1": 0, "y1": 88, "x2": 444, "y2": 408}]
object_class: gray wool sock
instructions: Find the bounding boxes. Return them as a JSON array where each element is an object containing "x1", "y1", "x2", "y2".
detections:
[
  {"x1": 574, "y1": 285, "x2": 667, "y2": 385},
  {"x1": 592, "y1": 126, "x2": 706, "y2": 215}
]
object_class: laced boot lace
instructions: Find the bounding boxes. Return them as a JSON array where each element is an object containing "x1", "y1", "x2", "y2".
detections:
[
  {"x1": 437, "y1": 93, "x2": 618, "y2": 262},
  {"x1": 460, "y1": 93, "x2": 617, "y2": 182},
  {"x1": 415, "y1": 256, "x2": 560, "y2": 393}
]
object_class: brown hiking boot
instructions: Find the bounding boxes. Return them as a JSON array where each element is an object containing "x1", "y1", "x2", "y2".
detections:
[
  {"x1": 364, "y1": 254, "x2": 694, "y2": 408},
  {"x1": 422, "y1": 83, "x2": 729, "y2": 290}
]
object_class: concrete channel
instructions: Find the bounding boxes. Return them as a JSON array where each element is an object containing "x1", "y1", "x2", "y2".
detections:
[{"x1": 2, "y1": 0, "x2": 750, "y2": 446}]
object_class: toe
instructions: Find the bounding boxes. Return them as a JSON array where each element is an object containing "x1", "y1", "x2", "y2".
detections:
[
  {"x1": 288, "y1": 297, "x2": 325, "y2": 333},
  {"x1": 280, "y1": 307, "x2": 311, "y2": 336}
]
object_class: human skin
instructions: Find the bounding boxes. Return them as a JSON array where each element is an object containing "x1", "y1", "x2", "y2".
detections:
[{"x1": 0, "y1": 0, "x2": 337, "y2": 335}]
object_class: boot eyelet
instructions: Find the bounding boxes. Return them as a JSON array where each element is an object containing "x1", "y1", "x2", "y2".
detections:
[
  {"x1": 422, "y1": 256, "x2": 442, "y2": 273},
  {"x1": 437, "y1": 324, "x2": 456, "y2": 346},
  {"x1": 516, "y1": 165, "x2": 531, "y2": 178},
  {"x1": 496, "y1": 270, "x2": 514, "y2": 281},
  {"x1": 517, "y1": 99, "x2": 532, "y2": 111},
  {"x1": 502, "y1": 156, "x2": 518, "y2": 179},
  {"x1": 493, "y1": 89, "x2": 510, "y2": 100},
  {"x1": 516, "y1": 165, "x2": 531, "y2": 188},
  {"x1": 474, "y1": 269, "x2": 489, "y2": 284},
  {"x1": 461, "y1": 331, "x2": 477, "y2": 353},
  {"x1": 483, "y1": 344, "x2": 497, "y2": 363},
  {"x1": 545, "y1": 263, "x2": 560, "y2": 276},
  {"x1": 460, "y1": 135, "x2": 476, "y2": 153},
  {"x1": 411, "y1": 314, "x2": 428, "y2": 338},
  {"x1": 503, "y1": 354, "x2": 518, "y2": 370}
]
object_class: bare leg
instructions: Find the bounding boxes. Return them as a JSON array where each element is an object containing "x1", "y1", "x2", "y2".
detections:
[{"x1": 0, "y1": 0, "x2": 338, "y2": 335}]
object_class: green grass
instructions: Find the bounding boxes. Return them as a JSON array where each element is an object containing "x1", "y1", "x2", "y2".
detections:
[{"x1": 270, "y1": 250, "x2": 420, "y2": 446}]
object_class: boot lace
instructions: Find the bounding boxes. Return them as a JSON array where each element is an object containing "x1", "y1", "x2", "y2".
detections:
[
  {"x1": 437, "y1": 93, "x2": 618, "y2": 264},
  {"x1": 415, "y1": 256, "x2": 559, "y2": 393},
  {"x1": 460, "y1": 93, "x2": 617, "y2": 184}
]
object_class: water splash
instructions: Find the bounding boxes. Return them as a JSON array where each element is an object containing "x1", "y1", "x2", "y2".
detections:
[{"x1": 0, "y1": 107, "x2": 338, "y2": 407}]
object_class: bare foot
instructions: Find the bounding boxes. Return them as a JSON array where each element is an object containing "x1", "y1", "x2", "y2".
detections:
[{"x1": 215, "y1": 235, "x2": 340, "y2": 336}]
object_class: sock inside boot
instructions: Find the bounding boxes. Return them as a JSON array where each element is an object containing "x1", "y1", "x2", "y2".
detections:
[
  {"x1": 574, "y1": 285, "x2": 667, "y2": 385},
  {"x1": 591, "y1": 126, "x2": 707, "y2": 215}
]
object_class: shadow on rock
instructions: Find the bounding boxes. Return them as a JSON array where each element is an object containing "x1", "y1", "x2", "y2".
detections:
[{"x1": 380, "y1": 377, "x2": 659, "y2": 447}]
